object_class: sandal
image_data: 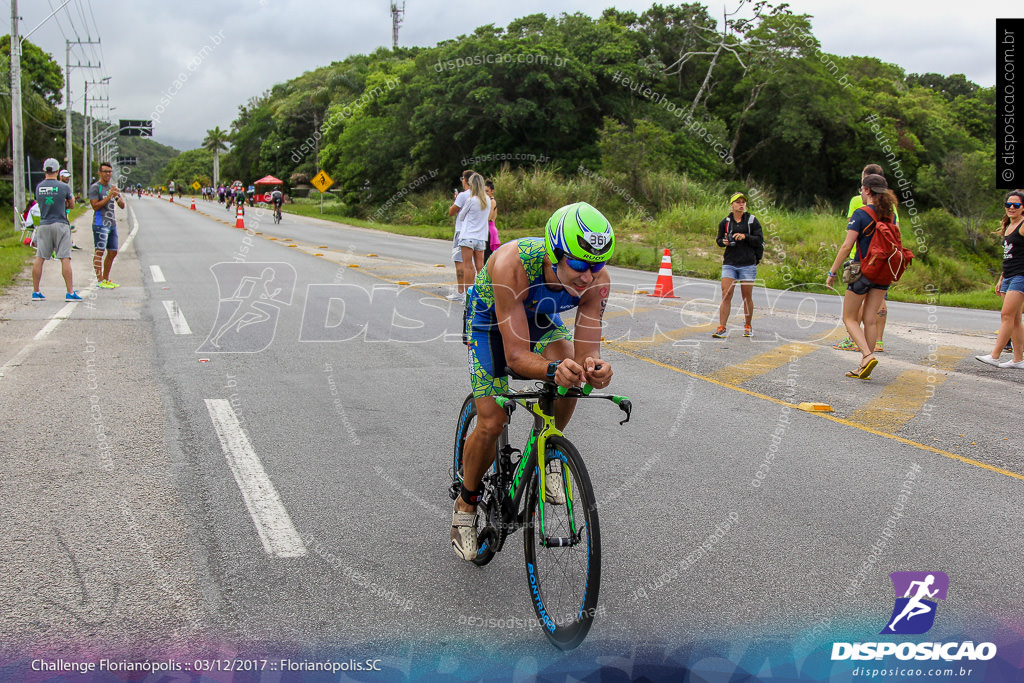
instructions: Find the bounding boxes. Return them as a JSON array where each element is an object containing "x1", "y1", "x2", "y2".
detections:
[{"x1": 846, "y1": 353, "x2": 878, "y2": 379}]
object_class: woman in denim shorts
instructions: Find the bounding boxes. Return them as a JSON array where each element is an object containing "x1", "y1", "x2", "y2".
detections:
[
  {"x1": 712, "y1": 192, "x2": 763, "y2": 338},
  {"x1": 826, "y1": 174, "x2": 894, "y2": 379},
  {"x1": 976, "y1": 190, "x2": 1024, "y2": 369}
]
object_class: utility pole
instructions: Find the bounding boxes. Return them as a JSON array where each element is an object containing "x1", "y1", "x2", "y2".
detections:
[
  {"x1": 65, "y1": 39, "x2": 100, "y2": 176},
  {"x1": 82, "y1": 77, "x2": 109, "y2": 196},
  {"x1": 11, "y1": 0, "x2": 25, "y2": 226}
]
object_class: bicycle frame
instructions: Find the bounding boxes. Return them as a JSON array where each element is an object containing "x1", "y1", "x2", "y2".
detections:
[{"x1": 487, "y1": 383, "x2": 631, "y2": 549}]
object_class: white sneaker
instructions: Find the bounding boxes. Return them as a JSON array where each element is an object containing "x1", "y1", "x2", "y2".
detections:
[
  {"x1": 450, "y1": 501, "x2": 478, "y2": 561},
  {"x1": 544, "y1": 460, "x2": 567, "y2": 505},
  {"x1": 998, "y1": 358, "x2": 1024, "y2": 369},
  {"x1": 446, "y1": 292, "x2": 463, "y2": 301},
  {"x1": 975, "y1": 354, "x2": 1002, "y2": 367}
]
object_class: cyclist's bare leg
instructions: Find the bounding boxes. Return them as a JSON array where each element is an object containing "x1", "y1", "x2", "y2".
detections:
[
  {"x1": 457, "y1": 396, "x2": 507, "y2": 513},
  {"x1": 543, "y1": 339, "x2": 577, "y2": 430}
]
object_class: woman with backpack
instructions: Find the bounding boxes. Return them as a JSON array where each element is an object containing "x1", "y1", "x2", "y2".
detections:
[
  {"x1": 826, "y1": 174, "x2": 895, "y2": 379},
  {"x1": 976, "y1": 190, "x2": 1024, "y2": 369},
  {"x1": 712, "y1": 192, "x2": 763, "y2": 338}
]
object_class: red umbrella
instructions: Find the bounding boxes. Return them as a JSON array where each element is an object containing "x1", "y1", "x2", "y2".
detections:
[{"x1": 254, "y1": 175, "x2": 284, "y2": 185}]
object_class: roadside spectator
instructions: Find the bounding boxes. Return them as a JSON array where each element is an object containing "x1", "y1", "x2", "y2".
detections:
[
  {"x1": 89, "y1": 162, "x2": 126, "y2": 289},
  {"x1": 712, "y1": 191, "x2": 763, "y2": 339},
  {"x1": 484, "y1": 179, "x2": 500, "y2": 262},
  {"x1": 834, "y1": 164, "x2": 898, "y2": 353},
  {"x1": 976, "y1": 189, "x2": 1024, "y2": 369},
  {"x1": 447, "y1": 169, "x2": 475, "y2": 301},
  {"x1": 59, "y1": 169, "x2": 81, "y2": 251},
  {"x1": 457, "y1": 173, "x2": 491, "y2": 286},
  {"x1": 31, "y1": 158, "x2": 79, "y2": 301},
  {"x1": 826, "y1": 174, "x2": 895, "y2": 379}
]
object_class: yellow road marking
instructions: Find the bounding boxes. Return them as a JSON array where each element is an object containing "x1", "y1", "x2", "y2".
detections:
[
  {"x1": 604, "y1": 341, "x2": 1024, "y2": 483},
  {"x1": 848, "y1": 346, "x2": 973, "y2": 433},
  {"x1": 708, "y1": 342, "x2": 820, "y2": 384}
]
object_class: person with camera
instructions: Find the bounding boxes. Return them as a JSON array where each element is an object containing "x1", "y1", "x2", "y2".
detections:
[
  {"x1": 89, "y1": 162, "x2": 126, "y2": 289},
  {"x1": 712, "y1": 192, "x2": 763, "y2": 338}
]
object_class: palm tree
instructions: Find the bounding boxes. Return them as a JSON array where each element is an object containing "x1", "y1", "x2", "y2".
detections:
[{"x1": 203, "y1": 127, "x2": 230, "y2": 186}]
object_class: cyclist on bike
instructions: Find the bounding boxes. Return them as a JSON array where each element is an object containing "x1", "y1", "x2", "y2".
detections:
[
  {"x1": 452, "y1": 202, "x2": 615, "y2": 561},
  {"x1": 270, "y1": 188, "x2": 283, "y2": 220}
]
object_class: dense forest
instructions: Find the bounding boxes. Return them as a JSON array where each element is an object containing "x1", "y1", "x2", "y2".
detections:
[
  {"x1": 172, "y1": 2, "x2": 1005, "y2": 306},
  {"x1": 209, "y1": 3, "x2": 995, "y2": 208}
]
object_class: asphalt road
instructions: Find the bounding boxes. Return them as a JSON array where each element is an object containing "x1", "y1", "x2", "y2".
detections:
[{"x1": 1, "y1": 196, "x2": 1021, "y2": 681}]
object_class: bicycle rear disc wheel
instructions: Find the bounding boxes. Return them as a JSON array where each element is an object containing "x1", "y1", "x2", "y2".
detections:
[
  {"x1": 452, "y1": 394, "x2": 496, "y2": 566},
  {"x1": 523, "y1": 435, "x2": 600, "y2": 650}
]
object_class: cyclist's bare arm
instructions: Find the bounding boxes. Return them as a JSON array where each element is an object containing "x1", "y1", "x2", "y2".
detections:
[{"x1": 573, "y1": 275, "x2": 613, "y2": 388}]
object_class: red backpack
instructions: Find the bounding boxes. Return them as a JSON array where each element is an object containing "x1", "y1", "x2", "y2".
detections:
[{"x1": 858, "y1": 206, "x2": 913, "y2": 286}]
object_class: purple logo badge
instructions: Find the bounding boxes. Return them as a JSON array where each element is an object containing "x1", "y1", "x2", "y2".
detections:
[{"x1": 880, "y1": 571, "x2": 949, "y2": 635}]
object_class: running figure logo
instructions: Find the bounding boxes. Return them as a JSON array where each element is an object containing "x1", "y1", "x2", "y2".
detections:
[
  {"x1": 880, "y1": 571, "x2": 949, "y2": 635},
  {"x1": 198, "y1": 262, "x2": 297, "y2": 353}
]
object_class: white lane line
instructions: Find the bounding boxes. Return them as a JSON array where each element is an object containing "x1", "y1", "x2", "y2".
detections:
[
  {"x1": 0, "y1": 290, "x2": 95, "y2": 381},
  {"x1": 161, "y1": 300, "x2": 192, "y2": 334},
  {"x1": 150, "y1": 265, "x2": 166, "y2": 282},
  {"x1": 204, "y1": 399, "x2": 307, "y2": 558}
]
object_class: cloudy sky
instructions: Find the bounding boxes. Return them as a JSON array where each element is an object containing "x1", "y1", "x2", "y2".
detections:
[{"x1": 14, "y1": 0, "x2": 1009, "y2": 152}]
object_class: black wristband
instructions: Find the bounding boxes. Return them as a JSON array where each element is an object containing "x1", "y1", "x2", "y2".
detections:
[{"x1": 546, "y1": 361, "x2": 560, "y2": 382}]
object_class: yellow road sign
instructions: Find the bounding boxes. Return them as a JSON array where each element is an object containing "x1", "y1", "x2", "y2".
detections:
[
  {"x1": 192, "y1": 180, "x2": 202, "y2": 191},
  {"x1": 311, "y1": 170, "x2": 334, "y2": 193}
]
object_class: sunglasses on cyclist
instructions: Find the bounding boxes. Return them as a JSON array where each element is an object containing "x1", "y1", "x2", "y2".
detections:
[
  {"x1": 563, "y1": 257, "x2": 606, "y2": 273},
  {"x1": 1006, "y1": 202, "x2": 1023, "y2": 209}
]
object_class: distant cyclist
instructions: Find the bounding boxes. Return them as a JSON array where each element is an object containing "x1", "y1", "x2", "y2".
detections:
[
  {"x1": 271, "y1": 188, "x2": 283, "y2": 221},
  {"x1": 452, "y1": 202, "x2": 615, "y2": 561}
]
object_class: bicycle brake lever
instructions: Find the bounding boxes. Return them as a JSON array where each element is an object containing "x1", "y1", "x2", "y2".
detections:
[{"x1": 617, "y1": 399, "x2": 632, "y2": 425}]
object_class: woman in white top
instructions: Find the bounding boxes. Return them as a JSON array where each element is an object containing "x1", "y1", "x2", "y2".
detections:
[{"x1": 457, "y1": 172, "x2": 491, "y2": 285}]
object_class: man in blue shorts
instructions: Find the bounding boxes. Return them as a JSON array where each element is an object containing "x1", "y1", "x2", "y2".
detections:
[
  {"x1": 451, "y1": 202, "x2": 615, "y2": 561},
  {"x1": 88, "y1": 162, "x2": 126, "y2": 289}
]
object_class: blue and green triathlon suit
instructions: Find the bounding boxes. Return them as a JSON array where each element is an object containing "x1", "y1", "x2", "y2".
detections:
[{"x1": 467, "y1": 237, "x2": 578, "y2": 398}]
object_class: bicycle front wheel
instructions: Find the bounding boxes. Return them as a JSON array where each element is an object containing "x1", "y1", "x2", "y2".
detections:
[{"x1": 523, "y1": 435, "x2": 601, "y2": 650}]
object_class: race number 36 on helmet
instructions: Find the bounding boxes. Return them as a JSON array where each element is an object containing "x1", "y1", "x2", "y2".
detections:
[{"x1": 545, "y1": 202, "x2": 615, "y2": 270}]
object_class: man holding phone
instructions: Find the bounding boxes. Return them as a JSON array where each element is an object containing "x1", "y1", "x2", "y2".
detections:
[{"x1": 89, "y1": 162, "x2": 126, "y2": 288}]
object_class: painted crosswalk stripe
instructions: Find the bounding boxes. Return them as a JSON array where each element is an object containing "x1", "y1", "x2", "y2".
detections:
[
  {"x1": 204, "y1": 399, "x2": 307, "y2": 558},
  {"x1": 848, "y1": 346, "x2": 973, "y2": 433},
  {"x1": 150, "y1": 265, "x2": 166, "y2": 282},
  {"x1": 161, "y1": 300, "x2": 192, "y2": 334}
]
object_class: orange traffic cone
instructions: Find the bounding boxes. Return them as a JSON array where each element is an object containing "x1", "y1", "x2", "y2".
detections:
[
  {"x1": 648, "y1": 248, "x2": 678, "y2": 298},
  {"x1": 169, "y1": 195, "x2": 174, "y2": 202},
  {"x1": 190, "y1": 198, "x2": 196, "y2": 211},
  {"x1": 235, "y1": 206, "x2": 245, "y2": 229},
  {"x1": 157, "y1": 192, "x2": 161, "y2": 199}
]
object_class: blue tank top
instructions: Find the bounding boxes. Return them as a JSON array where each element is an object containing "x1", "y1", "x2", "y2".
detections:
[{"x1": 469, "y1": 238, "x2": 580, "y2": 322}]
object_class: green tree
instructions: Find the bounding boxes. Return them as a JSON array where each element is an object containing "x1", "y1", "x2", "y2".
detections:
[
  {"x1": 918, "y1": 150, "x2": 1000, "y2": 251},
  {"x1": 158, "y1": 148, "x2": 214, "y2": 189},
  {"x1": 203, "y1": 126, "x2": 230, "y2": 186}
]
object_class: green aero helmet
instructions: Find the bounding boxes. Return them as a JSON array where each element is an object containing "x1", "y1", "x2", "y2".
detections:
[{"x1": 544, "y1": 202, "x2": 615, "y2": 265}]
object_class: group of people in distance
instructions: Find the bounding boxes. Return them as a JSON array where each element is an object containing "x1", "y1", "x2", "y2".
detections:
[
  {"x1": 448, "y1": 169, "x2": 501, "y2": 302},
  {"x1": 712, "y1": 163, "x2": 1024, "y2": 378},
  {"x1": 29, "y1": 157, "x2": 125, "y2": 302}
]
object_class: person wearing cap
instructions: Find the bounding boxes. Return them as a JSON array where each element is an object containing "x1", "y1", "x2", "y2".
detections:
[
  {"x1": 58, "y1": 169, "x2": 81, "y2": 251},
  {"x1": 89, "y1": 161, "x2": 126, "y2": 288},
  {"x1": 826, "y1": 173, "x2": 896, "y2": 379},
  {"x1": 712, "y1": 191, "x2": 763, "y2": 338},
  {"x1": 833, "y1": 164, "x2": 898, "y2": 353},
  {"x1": 31, "y1": 158, "x2": 80, "y2": 301}
]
